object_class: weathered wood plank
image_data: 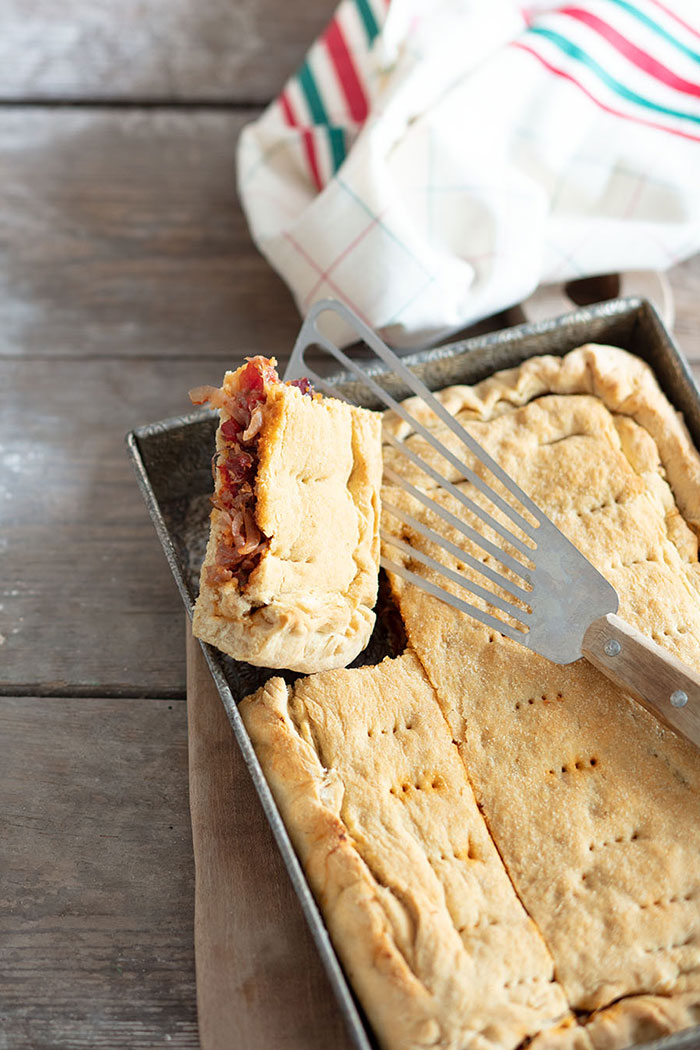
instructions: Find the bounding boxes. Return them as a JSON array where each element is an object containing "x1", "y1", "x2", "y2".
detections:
[
  {"x1": 669, "y1": 253, "x2": 700, "y2": 365},
  {"x1": 0, "y1": 694, "x2": 198, "y2": 1048},
  {"x1": 186, "y1": 629, "x2": 352, "y2": 1050},
  {"x1": 0, "y1": 358, "x2": 215, "y2": 696},
  {"x1": 0, "y1": 0, "x2": 336, "y2": 103},
  {"x1": 0, "y1": 108, "x2": 302, "y2": 360}
]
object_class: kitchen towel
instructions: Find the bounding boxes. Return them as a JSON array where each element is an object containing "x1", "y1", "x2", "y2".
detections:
[{"x1": 237, "y1": 0, "x2": 700, "y2": 349}]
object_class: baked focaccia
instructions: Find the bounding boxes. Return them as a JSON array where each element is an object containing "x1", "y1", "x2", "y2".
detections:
[
  {"x1": 240, "y1": 652, "x2": 571, "y2": 1050},
  {"x1": 190, "y1": 357, "x2": 382, "y2": 673},
  {"x1": 381, "y1": 344, "x2": 700, "y2": 1044},
  {"x1": 240, "y1": 345, "x2": 700, "y2": 1050}
]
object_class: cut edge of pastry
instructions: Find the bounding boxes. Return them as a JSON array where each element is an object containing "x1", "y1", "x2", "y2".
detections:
[{"x1": 190, "y1": 357, "x2": 382, "y2": 673}]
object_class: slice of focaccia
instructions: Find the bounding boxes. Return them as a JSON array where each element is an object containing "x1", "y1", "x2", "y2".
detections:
[
  {"x1": 190, "y1": 356, "x2": 382, "y2": 674},
  {"x1": 239, "y1": 652, "x2": 571, "y2": 1050}
]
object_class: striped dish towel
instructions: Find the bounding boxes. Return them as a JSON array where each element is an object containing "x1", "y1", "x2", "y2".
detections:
[{"x1": 237, "y1": 0, "x2": 700, "y2": 349}]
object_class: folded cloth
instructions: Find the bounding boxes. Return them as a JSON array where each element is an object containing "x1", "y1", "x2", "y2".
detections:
[{"x1": 237, "y1": 0, "x2": 700, "y2": 349}]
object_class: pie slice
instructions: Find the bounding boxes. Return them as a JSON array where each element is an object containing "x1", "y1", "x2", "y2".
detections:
[
  {"x1": 382, "y1": 344, "x2": 700, "y2": 1023},
  {"x1": 239, "y1": 651, "x2": 571, "y2": 1050},
  {"x1": 190, "y1": 356, "x2": 382, "y2": 673}
]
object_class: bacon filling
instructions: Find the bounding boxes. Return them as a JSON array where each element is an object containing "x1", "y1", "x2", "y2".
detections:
[{"x1": 190, "y1": 357, "x2": 313, "y2": 588}]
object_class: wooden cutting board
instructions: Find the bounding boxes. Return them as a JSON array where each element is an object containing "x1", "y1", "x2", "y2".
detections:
[{"x1": 186, "y1": 625, "x2": 355, "y2": 1050}]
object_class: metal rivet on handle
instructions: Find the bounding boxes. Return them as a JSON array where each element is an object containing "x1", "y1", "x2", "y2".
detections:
[
  {"x1": 670, "y1": 690, "x2": 688, "y2": 708},
  {"x1": 604, "y1": 639, "x2": 621, "y2": 657}
]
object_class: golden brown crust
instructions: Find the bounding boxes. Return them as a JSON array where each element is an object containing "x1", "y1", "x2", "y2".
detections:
[
  {"x1": 383, "y1": 345, "x2": 700, "y2": 1029},
  {"x1": 528, "y1": 993, "x2": 700, "y2": 1048},
  {"x1": 193, "y1": 372, "x2": 382, "y2": 673},
  {"x1": 527, "y1": 1019, "x2": 595, "y2": 1050},
  {"x1": 240, "y1": 653, "x2": 570, "y2": 1050},
  {"x1": 383, "y1": 344, "x2": 700, "y2": 535},
  {"x1": 237, "y1": 344, "x2": 700, "y2": 1050},
  {"x1": 584, "y1": 993, "x2": 700, "y2": 1049}
]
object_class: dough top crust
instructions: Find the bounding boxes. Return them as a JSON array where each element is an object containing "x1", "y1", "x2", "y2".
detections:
[
  {"x1": 193, "y1": 374, "x2": 382, "y2": 673},
  {"x1": 240, "y1": 652, "x2": 570, "y2": 1050},
  {"x1": 241, "y1": 344, "x2": 700, "y2": 1050},
  {"x1": 383, "y1": 346, "x2": 700, "y2": 1016},
  {"x1": 381, "y1": 343, "x2": 700, "y2": 534}
]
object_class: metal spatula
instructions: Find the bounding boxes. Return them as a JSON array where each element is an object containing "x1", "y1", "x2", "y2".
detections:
[{"x1": 284, "y1": 299, "x2": 700, "y2": 750}]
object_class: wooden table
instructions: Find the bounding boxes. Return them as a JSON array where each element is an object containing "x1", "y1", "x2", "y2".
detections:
[{"x1": 2, "y1": 3, "x2": 699, "y2": 1046}]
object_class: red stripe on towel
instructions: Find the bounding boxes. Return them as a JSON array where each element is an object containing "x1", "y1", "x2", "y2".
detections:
[
  {"x1": 512, "y1": 39, "x2": 700, "y2": 142},
  {"x1": 279, "y1": 90, "x2": 324, "y2": 193},
  {"x1": 560, "y1": 6, "x2": 700, "y2": 97},
  {"x1": 323, "y1": 18, "x2": 369, "y2": 122}
]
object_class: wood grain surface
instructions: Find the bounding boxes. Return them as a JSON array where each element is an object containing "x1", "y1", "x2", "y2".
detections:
[
  {"x1": 186, "y1": 628, "x2": 354, "y2": 1050},
  {"x1": 2, "y1": 2, "x2": 700, "y2": 1046},
  {"x1": 0, "y1": 0, "x2": 337, "y2": 103},
  {"x1": 0, "y1": 108, "x2": 303, "y2": 360},
  {"x1": 667, "y1": 254, "x2": 700, "y2": 363},
  {"x1": 0, "y1": 358, "x2": 203, "y2": 696},
  {"x1": 582, "y1": 613, "x2": 700, "y2": 749},
  {"x1": 1, "y1": 694, "x2": 197, "y2": 1048}
]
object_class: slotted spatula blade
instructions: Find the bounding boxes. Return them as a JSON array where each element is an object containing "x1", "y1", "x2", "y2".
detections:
[{"x1": 284, "y1": 299, "x2": 700, "y2": 749}]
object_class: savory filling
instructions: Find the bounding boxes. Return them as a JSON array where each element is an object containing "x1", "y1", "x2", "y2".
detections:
[{"x1": 190, "y1": 357, "x2": 313, "y2": 589}]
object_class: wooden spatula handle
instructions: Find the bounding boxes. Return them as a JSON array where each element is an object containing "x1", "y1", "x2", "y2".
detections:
[{"x1": 582, "y1": 613, "x2": 700, "y2": 749}]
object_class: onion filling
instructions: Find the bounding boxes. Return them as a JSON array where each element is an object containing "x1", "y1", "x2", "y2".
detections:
[{"x1": 190, "y1": 357, "x2": 313, "y2": 588}]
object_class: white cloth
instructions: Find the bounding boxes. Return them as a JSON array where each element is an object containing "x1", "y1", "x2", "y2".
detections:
[{"x1": 237, "y1": 0, "x2": 700, "y2": 348}]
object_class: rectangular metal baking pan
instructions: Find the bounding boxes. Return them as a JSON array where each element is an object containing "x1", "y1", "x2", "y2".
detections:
[{"x1": 127, "y1": 297, "x2": 700, "y2": 1050}]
